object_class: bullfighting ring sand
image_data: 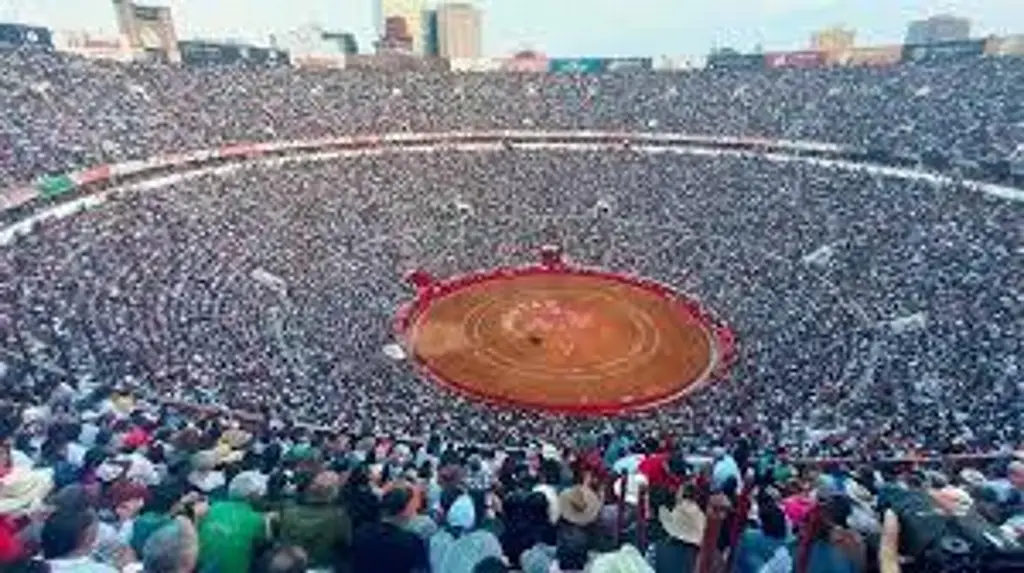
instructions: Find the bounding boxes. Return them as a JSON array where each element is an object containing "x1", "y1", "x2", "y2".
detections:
[{"x1": 404, "y1": 269, "x2": 722, "y2": 415}]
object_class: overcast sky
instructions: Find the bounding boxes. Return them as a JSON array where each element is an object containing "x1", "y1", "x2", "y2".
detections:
[{"x1": 3, "y1": 0, "x2": 1023, "y2": 56}]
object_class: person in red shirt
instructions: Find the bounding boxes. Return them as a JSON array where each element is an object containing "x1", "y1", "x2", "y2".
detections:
[
  {"x1": 639, "y1": 450, "x2": 690, "y2": 492},
  {"x1": 0, "y1": 514, "x2": 25, "y2": 564}
]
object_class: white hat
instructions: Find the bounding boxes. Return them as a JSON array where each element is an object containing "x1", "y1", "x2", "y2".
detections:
[
  {"x1": 613, "y1": 473, "x2": 649, "y2": 506},
  {"x1": 21, "y1": 406, "x2": 48, "y2": 425},
  {"x1": 958, "y1": 468, "x2": 987, "y2": 488},
  {"x1": 588, "y1": 545, "x2": 655, "y2": 573},
  {"x1": 228, "y1": 471, "x2": 268, "y2": 500},
  {"x1": 0, "y1": 468, "x2": 54, "y2": 515},
  {"x1": 531, "y1": 483, "x2": 559, "y2": 524},
  {"x1": 540, "y1": 443, "x2": 561, "y2": 461}
]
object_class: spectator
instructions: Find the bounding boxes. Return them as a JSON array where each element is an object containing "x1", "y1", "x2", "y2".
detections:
[
  {"x1": 798, "y1": 495, "x2": 866, "y2": 573},
  {"x1": 278, "y1": 470, "x2": 352, "y2": 571},
  {"x1": 41, "y1": 507, "x2": 119, "y2": 573},
  {"x1": 732, "y1": 497, "x2": 790, "y2": 573},
  {"x1": 196, "y1": 471, "x2": 271, "y2": 573},
  {"x1": 351, "y1": 484, "x2": 429, "y2": 573},
  {"x1": 651, "y1": 493, "x2": 704, "y2": 573},
  {"x1": 139, "y1": 516, "x2": 199, "y2": 573},
  {"x1": 430, "y1": 492, "x2": 504, "y2": 573}
]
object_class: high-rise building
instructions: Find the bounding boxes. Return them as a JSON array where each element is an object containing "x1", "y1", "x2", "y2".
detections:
[
  {"x1": 375, "y1": 0, "x2": 426, "y2": 53},
  {"x1": 111, "y1": 0, "x2": 180, "y2": 62},
  {"x1": 905, "y1": 15, "x2": 971, "y2": 45},
  {"x1": 436, "y1": 2, "x2": 481, "y2": 60},
  {"x1": 810, "y1": 26, "x2": 855, "y2": 53},
  {"x1": 423, "y1": 9, "x2": 440, "y2": 56}
]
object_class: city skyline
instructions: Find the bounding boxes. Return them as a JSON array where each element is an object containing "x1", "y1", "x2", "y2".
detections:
[{"x1": 2, "y1": 0, "x2": 1023, "y2": 56}]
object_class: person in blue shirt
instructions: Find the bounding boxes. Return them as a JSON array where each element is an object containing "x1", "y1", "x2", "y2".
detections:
[{"x1": 732, "y1": 498, "x2": 790, "y2": 573}]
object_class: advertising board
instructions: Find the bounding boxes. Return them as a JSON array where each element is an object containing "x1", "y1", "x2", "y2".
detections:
[
  {"x1": 178, "y1": 41, "x2": 289, "y2": 67},
  {"x1": 765, "y1": 50, "x2": 825, "y2": 69},
  {"x1": 828, "y1": 45, "x2": 903, "y2": 67},
  {"x1": 501, "y1": 53, "x2": 548, "y2": 72},
  {"x1": 449, "y1": 58, "x2": 504, "y2": 72},
  {"x1": 653, "y1": 55, "x2": 706, "y2": 71},
  {"x1": 548, "y1": 57, "x2": 606, "y2": 74},
  {"x1": 706, "y1": 51, "x2": 764, "y2": 70},
  {"x1": 291, "y1": 53, "x2": 346, "y2": 69},
  {"x1": 344, "y1": 54, "x2": 448, "y2": 72},
  {"x1": 603, "y1": 57, "x2": 653, "y2": 72},
  {"x1": 901, "y1": 40, "x2": 985, "y2": 64},
  {"x1": 0, "y1": 23, "x2": 54, "y2": 50}
]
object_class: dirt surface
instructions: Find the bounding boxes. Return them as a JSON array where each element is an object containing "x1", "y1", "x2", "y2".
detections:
[{"x1": 408, "y1": 272, "x2": 715, "y2": 414}]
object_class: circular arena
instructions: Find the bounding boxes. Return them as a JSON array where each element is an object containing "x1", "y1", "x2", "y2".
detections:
[{"x1": 401, "y1": 256, "x2": 726, "y2": 415}]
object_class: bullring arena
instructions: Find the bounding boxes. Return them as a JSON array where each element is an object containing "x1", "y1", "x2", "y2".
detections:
[
  {"x1": 2, "y1": 131, "x2": 1022, "y2": 451},
  {"x1": 399, "y1": 249, "x2": 732, "y2": 414}
]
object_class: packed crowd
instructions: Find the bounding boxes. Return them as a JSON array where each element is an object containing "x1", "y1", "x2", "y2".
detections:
[
  {"x1": 2, "y1": 50, "x2": 1024, "y2": 189},
  {"x1": 1, "y1": 150, "x2": 1020, "y2": 458},
  {"x1": 0, "y1": 47, "x2": 1022, "y2": 572},
  {"x1": 0, "y1": 385, "x2": 1021, "y2": 572}
]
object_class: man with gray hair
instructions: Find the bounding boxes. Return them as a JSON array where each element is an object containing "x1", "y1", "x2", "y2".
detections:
[
  {"x1": 141, "y1": 516, "x2": 199, "y2": 573},
  {"x1": 196, "y1": 471, "x2": 272, "y2": 573}
]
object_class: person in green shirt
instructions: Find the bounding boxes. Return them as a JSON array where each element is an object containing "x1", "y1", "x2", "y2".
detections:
[{"x1": 197, "y1": 471, "x2": 272, "y2": 573}]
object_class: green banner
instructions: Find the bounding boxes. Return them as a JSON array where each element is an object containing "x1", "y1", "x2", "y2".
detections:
[{"x1": 35, "y1": 174, "x2": 75, "y2": 199}]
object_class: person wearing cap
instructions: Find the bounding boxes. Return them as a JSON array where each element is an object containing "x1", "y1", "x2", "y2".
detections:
[
  {"x1": 278, "y1": 470, "x2": 352, "y2": 572},
  {"x1": 196, "y1": 471, "x2": 272, "y2": 573},
  {"x1": 429, "y1": 490, "x2": 505, "y2": 573},
  {"x1": 351, "y1": 483, "x2": 429, "y2": 573}
]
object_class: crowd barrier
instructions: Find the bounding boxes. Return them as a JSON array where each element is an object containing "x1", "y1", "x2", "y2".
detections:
[
  {"x1": 0, "y1": 130, "x2": 877, "y2": 215},
  {"x1": 4, "y1": 129, "x2": 1022, "y2": 220}
]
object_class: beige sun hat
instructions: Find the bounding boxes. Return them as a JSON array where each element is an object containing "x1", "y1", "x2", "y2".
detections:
[
  {"x1": 558, "y1": 485, "x2": 602, "y2": 526},
  {"x1": 658, "y1": 499, "x2": 707, "y2": 545},
  {"x1": 0, "y1": 467, "x2": 54, "y2": 516}
]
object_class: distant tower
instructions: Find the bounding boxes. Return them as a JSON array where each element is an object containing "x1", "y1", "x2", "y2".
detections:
[
  {"x1": 435, "y1": 2, "x2": 481, "y2": 59},
  {"x1": 111, "y1": 0, "x2": 181, "y2": 62},
  {"x1": 905, "y1": 15, "x2": 971, "y2": 45},
  {"x1": 375, "y1": 0, "x2": 426, "y2": 54}
]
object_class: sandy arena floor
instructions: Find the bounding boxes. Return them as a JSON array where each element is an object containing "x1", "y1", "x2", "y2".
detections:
[{"x1": 407, "y1": 271, "x2": 716, "y2": 414}]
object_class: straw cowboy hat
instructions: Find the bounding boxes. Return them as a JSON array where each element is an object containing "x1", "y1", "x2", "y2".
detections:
[
  {"x1": 559, "y1": 485, "x2": 602, "y2": 526},
  {"x1": 658, "y1": 499, "x2": 706, "y2": 546},
  {"x1": 0, "y1": 467, "x2": 54, "y2": 515}
]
